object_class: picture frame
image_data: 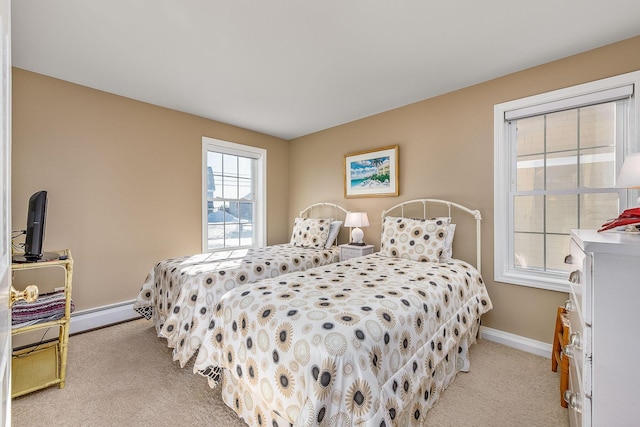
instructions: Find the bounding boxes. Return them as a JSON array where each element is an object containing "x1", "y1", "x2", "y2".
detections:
[{"x1": 344, "y1": 145, "x2": 399, "y2": 198}]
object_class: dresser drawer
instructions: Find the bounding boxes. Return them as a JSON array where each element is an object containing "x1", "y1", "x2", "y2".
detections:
[
  {"x1": 564, "y1": 315, "x2": 592, "y2": 398},
  {"x1": 341, "y1": 247, "x2": 363, "y2": 260},
  {"x1": 339, "y1": 244, "x2": 374, "y2": 261},
  {"x1": 562, "y1": 295, "x2": 589, "y2": 369},
  {"x1": 567, "y1": 356, "x2": 585, "y2": 427},
  {"x1": 568, "y1": 239, "x2": 592, "y2": 325}
]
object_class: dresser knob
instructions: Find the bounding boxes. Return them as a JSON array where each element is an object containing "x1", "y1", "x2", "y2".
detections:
[
  {"x1": 569, "y1": 270, "x2": 581, "y2": 284},
  {"x1": 563, "y1": 344, "x2": 575, "y2": 358},
  {"x1": 563, "y1": 390, "x2": 582, "y2": 413},
  {"x1": 564, "y1": 254, "x2": 573, "y2": 264},
  {"x1": 564, "y1": 299, "x2": 574, "y2": 312},
  {"x1": 569, "y1": 332, "x2": 581, "y2": 349}
]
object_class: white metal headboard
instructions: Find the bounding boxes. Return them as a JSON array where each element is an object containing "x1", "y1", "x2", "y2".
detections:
[
  {"x1": 299, "y1": 202, "x2": 349, "y2": 221},
  {"x1": 381, "y1": 198, "x2": 483, "y2": 272}
]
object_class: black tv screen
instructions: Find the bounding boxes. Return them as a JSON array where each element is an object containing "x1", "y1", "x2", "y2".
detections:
[
  {"x1": 24, "y1": 190, "x2": 47, "y2": 259},
  {"x1": 12, "y1": 190, "x2": 58, "y2": 263}
]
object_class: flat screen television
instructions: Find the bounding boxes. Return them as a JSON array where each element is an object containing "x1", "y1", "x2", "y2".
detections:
[{"x1": 12, "y1": 190, "x2": 59, "y2": 263}]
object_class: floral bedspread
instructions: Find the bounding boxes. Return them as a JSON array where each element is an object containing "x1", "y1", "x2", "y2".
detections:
[
  {"x1": 193, "y1": 254, "x2": 493, "y2": 426},
  {"x1": 133, "y1": 244, "x2": 339, "y2": 366}
]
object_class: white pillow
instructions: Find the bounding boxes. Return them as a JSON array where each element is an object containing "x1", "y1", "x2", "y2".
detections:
[
  {"x1": 324, "y1": 220, "x2": 343, "y2": 248},
  {"x1": 440, "y1": 224, "x2": 456, "y2": 261}
]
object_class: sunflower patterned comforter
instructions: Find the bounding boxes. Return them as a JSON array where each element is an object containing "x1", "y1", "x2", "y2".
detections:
[
  {"x1": 133, "y1": 244, "x2": 340, "y2": 366},
  {"x1": 193, "y1": 253, "x2": 493, "y2": 426}
]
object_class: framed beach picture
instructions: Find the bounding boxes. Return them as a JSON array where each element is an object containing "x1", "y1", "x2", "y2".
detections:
[{"x1": 344, "y1": 145, "x2": 399, "y2": 198}]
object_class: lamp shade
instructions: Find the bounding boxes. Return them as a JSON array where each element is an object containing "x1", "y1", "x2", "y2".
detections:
[
  {"x1": 344, "y1": 212, "x2": 370, "y2": 228},
  {"x1": 345, "y1": 212, "x2": 369, "y2": 245},
  {"x1": 617, "y1": 153, "x2": 640, "y2": 189}
]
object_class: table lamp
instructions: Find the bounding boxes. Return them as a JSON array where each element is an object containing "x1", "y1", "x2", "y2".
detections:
[
  {"x1": 616, "y1": 152, "x2": 640, "y2": 232},
  {"x1": 617, "y1": 153, "x2": 640, "y2": 200},
  {"x1": 344, "y1": 212, "x2": 369, "y2": 246}
]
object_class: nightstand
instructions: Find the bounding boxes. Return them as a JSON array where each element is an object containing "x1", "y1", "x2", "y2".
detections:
[{"x1": 339, "y1": 244, "x2": 374, "y2": 261}]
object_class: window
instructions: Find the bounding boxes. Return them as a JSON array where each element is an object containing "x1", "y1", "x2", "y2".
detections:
[
  {"x1": 202, "y1": 137, "x2": 266, "y2": 252},
  {"x1": 494, "y1": 71, "x2": 640, "y2": 292}
]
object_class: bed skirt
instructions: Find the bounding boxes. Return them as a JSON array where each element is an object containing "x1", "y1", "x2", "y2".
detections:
[{"x1": 217, "y1": 321, "x2": 480, "y2": 427}]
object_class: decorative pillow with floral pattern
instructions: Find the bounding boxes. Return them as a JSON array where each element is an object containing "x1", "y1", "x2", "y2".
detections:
[
  {"x1": 380, "y1": 216, "x2": 449, "y2": 262},
  {"x1": 290, "y1": 217, "x2": 333, "y2": 248}
]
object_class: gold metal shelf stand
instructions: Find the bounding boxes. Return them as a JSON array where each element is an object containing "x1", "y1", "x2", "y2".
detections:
[{"x1": 10, "y1": 249, "x2": 73, "y2": 398}]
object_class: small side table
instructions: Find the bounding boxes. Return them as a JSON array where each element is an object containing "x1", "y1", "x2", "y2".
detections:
[
  {"x1": 11, "y1": 249, "x2": 73, "y2": 397},
  {"x1": 339, "y1": 244, "x2": 375, "y2": 261}
]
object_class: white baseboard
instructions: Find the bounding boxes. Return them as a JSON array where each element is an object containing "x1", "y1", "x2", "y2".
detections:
[
  {"x1": 69, "y1": 299, "x2": 141, "y2": 335},
  {"x1": 480, "y1": 326, "x2": 552, "y2": 359}
]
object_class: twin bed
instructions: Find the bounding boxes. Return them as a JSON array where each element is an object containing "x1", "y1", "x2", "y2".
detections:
[
  {"x1": 133, "y1": 202, "x2": 348, "y2": 366},
  {"x1": 135, "y1": 199, "x2": 493, "y2": 426}
]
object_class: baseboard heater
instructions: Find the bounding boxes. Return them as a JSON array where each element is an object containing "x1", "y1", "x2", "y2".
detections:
[{"x1": 69, "y1": 300, "x2": 141, "y2": 335}]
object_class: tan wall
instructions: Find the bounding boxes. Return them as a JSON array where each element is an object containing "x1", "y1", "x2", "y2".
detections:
[
  {"x1": 289, "y1": 35, "x2": 640, "y2": 343},
  {"x1": 11, "y1": 69, "x2": 290, "y2": 311}
]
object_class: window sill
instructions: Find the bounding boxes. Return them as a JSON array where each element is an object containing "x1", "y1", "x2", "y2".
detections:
[{"x1": 494, "y1": 270, "x2": 570, "y2": 293}]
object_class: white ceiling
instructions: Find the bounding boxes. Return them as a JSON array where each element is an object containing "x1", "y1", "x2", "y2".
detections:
[{"x1": 11, "y1": 1, "x2": 640, "y2": 140}]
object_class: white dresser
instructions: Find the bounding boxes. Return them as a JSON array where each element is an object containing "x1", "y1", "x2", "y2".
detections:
[{"x1": 564, "y1": 230, "x2": 640, "y2": 426}]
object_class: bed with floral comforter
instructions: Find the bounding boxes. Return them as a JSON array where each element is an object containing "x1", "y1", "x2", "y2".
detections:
[
  {"x1": 193, "y1": 253, "x2": 492, "y2": 426},
  {"x1": 134, "y1": 243, "x2": 340, "y2": 366},
  {"x1": 134, "y1": 202, "x2": 347, "y2": 366}
]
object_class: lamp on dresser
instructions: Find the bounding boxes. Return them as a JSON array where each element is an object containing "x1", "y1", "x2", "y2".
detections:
[
  {"x1": 344, "y1": 212, "x2": 369, "y2": 246},
  {"x1": 616, "y1": 152, "x2": 640, "y2": 202},
  {"x1": 615, "y1": 152, "x2": 640, "y2": 232}
]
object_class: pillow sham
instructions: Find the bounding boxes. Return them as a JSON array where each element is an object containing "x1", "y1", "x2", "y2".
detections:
[
  {"x1": 380, "y1": 216, "x2": 448, "y2": 262},
  {"x1": 324, "y1": 220, "x2": 343, "y2": 248},
  {"x1": 416, "y1": 217, "x2": 455, "y2": 262},
  {"x1": 290, "y1": 217, "x2": 333, "y2": 248}
]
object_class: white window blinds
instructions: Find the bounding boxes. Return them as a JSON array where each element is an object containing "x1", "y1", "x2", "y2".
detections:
[{"x1": 505, "y1": 84, "x2": 634, "y2": 121}]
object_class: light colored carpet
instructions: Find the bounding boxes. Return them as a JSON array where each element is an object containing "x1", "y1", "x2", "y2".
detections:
[{"x1": 12, "y1": 319, "x2": 569, "y2": 427}]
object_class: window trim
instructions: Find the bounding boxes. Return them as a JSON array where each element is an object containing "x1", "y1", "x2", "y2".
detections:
[
  {"x1": 494, "y1": 71, "x2": 640, "y2": 292},
  {"x1": 202, "y1": 137, "x2": 267, "y2": 253}
]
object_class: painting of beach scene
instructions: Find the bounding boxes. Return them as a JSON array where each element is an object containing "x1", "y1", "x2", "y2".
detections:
[{"x1": 344, "y1": 145, "x2": 399, "y2": 198}]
